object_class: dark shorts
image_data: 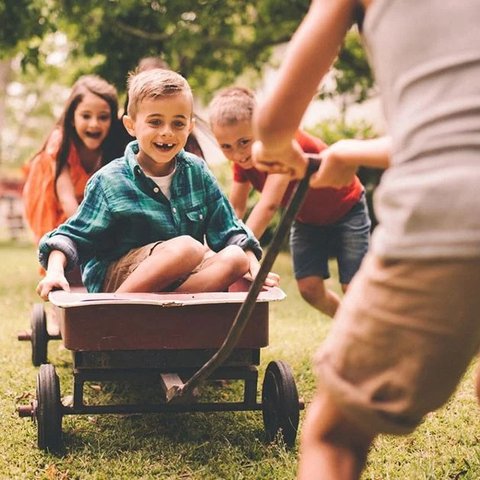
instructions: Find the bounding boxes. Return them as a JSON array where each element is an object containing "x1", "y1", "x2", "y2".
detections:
[{"x1": 290, "y1": 191, "x2": 371, "y2": 284}]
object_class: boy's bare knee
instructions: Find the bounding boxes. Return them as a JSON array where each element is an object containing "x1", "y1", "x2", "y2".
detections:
[
  {"x1": 223, "y1": 245, "x2": 250, "y2": 274},
  {"x1": 160, "y1": 235, "x2": 206, "y2": 262},
  {"x1": 299, "y1": 279, "x2": 324, "y2": 304},
  {"x1": 297, "y1": 277, "x2": 340, "y2": 317},
  {"x1": 176, "y1": 235, "x2": 205, "y2": 251}
]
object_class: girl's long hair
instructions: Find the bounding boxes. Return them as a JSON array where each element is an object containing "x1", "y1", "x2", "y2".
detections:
[{"x1": 54, "y1": 75, "x2": 121, "y2": 180}]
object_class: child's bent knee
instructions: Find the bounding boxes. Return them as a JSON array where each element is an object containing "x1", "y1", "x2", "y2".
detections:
[
  {"x1": 224, "y1": 244, "x2": 245, "y2": 256},
  {"x1": 226, "y1": 245, "x2": 250, "y2": 274},
  {"x1": 175, "y1": 235, "x2": 203, "y2": 248},
  {"x1": 171, "y1": 235, "x2": 206, "y2": 258},
  {"x1": 299, "y1": 281, "x2": 324, "y2": 303}
]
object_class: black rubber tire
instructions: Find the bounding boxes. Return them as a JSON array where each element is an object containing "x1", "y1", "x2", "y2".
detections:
[
  {"x1": 262, "y1": 360, "x2": 300, "y2": 448},
  {"x1": 36, "y1": 364, "x2": 63, "y2": 451},
  {"x1": 31, "y1": 303, "x2": 48, "y2": 367}
]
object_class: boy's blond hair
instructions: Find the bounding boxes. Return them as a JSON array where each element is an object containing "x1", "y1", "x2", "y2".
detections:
[
  {"x1": 126, "y1": 68, "x2": 192, "y2": 118},
  {"x1": 209, "y1": 86, "x2": 256, "y2": 128}
]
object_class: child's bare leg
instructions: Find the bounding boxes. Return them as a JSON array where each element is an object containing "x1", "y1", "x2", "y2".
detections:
[
  {"x1": 176, "y1": 245, "x2": 249, "y2": 293},
  {"x1": 116, "y1": 236, "x2": 206, "y2": 293},
  {"x1": 297, "y1": 276, "x2": 341, "y2": 318},
  {"x1": 298, "y1": 390, "x2": 374, "y2": 480}
]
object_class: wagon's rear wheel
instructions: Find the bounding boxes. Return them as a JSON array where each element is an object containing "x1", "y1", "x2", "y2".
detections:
[
  {"x1": 262, "y1": 360, "x2": 300, "y2": 448},
  {"x1": 31, "y1": 303, "x2": 48, "y2": 366},
  {"x1": 36, "y1": 364, "x2": 63, "y2": 451}
]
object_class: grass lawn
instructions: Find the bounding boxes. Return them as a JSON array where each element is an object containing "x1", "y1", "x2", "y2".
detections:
[{"x1": 1, "y1": 240, "x2": 480, "y2": 479}]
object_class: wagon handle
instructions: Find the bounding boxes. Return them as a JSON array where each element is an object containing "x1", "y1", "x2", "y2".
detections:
[{"x1": 172, "y1": 157, "x2": 321, "y2": 402}]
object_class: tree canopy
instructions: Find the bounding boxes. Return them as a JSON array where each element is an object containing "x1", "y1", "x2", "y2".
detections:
[
  {"x1": 0, "y1": 0, "x2": 57, "y2": 65},
  {"x1": 1, "y1": 0, "x2": 373, "y2": 99},
  {"x1": 317, "y1": 29, "x2": 375, "y2": 115},
  {"x1": 56, "y1": 0, "x2": 311, "y2": 97},
  {"x1": 0, "y1": 0, "x2": 376, "y2": 167}
]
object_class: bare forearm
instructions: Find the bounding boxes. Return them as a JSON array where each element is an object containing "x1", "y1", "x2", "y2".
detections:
[
  {"x1": 229, "y1": 182, "x2": 250, "y2": 221},
  {"x1": 309, "y1": 136, "x2": 391, "y2": 189},
  {"x1": 36, "y1": 250, "x2": 70, "y2": 300},
  {"x1": 59, "y1": 198, "x2": 79, "y2": 218},
  {"x1": 254, "y1": 0, "x2": 354, "y2": 148},
  {"x1": 246, "y1": 203, "x2": 277, "y2": 239},
  {"x1": 46, "y1": 250, "x2": 68, "y2": 275},
  {"x1": 230, "y1": 201, "x2": 247, "y2": 220},
  {"x1": 56, "y1": 167, "x2": 79, "y2": 218},
  {"x1": 331, "y1": 137, "x2": 391, "y2": 169}
]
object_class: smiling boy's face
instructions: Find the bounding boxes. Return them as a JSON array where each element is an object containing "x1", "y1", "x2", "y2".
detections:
[
  {"x1": 212, "y1": 120, "x2": 254, "y2": 169},
  {"x1": 123, "y1": 92, "x2": 194, "y2": 176}
]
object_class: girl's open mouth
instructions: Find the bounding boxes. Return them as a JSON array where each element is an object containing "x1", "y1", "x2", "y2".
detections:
[{"x1": 85, "y1": 131, "x2": 102, "y2": 139}]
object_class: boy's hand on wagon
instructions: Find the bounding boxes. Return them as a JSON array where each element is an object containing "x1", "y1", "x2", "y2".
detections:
[
  {"x1": 36, "y1": 272, "x2": 70, "y2": 301},
  {"x1": 243, "y1": 269, "x2": 280, "y2": 288},
  {"x1": 244, "y1": 252, "x2": 280, "y2": 287},
  {"x1": 264, "y1": 271, "x2": 280, "y2": 287}
]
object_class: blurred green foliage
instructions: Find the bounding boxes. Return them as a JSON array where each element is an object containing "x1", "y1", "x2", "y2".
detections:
[{"x1": 317, "y1": 30, "x2": 376, "y2": 116}]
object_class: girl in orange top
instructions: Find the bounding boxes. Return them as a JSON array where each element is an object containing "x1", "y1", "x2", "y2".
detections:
[{"x1": 23, "y1": 75, "x2": 122, "y2": 244}]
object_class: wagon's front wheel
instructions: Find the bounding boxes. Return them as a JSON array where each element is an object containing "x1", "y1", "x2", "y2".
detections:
[
  {"x1": 36, "y1": 364, "x2": 63, "y2": 451},
  {"x1": 262, "y1": 360, "x2": 300, "y2": 448},
  {"x1": 31, "y1": 303, "x2": 48, "y2": 366}
]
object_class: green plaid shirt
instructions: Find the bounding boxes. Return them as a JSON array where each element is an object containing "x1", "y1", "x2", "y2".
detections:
[{"x1": 39, "y1": 142, "x2": 261, "y2": 292}]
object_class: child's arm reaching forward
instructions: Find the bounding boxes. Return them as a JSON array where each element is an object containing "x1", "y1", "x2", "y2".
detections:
[
  {"x1": 310, "y1": 136, "x2": 391, "y2": 189},
  {"x1": 253, "y1": 0, "x2": 355, "y2": 178}
]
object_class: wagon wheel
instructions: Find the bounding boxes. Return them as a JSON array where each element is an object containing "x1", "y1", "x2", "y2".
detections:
[
  {"x1": 262, "y1": 360, "x2": 300, "y2": 448},
  {"x1": 31, "y1": 303, "x2": 48, "y2": 366},
  {"x1": 36, "y1": 364, "x2": 63, "y2": 451}
]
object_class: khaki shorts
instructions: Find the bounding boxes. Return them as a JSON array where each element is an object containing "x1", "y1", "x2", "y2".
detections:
[
  {"x1": 314, "y1": 253, "x2": 480, "y2": 435},
  {"x1": 103, "y1": 242, "x2": 205, "y2": 292}
]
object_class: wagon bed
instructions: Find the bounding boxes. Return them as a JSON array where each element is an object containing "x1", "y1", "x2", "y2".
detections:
[{"x1": 50, "y1": 286, "x2": 285, "y2": 351}]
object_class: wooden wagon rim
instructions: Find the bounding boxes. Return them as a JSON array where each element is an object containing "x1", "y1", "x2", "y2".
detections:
[{"x1": 49, "y1": 286, "x2": 286, "y2": 308}]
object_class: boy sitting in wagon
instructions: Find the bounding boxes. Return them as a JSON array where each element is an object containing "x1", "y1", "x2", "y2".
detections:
[{"x1": 37, "y1": 68, "x2": 278, "y2": 300}]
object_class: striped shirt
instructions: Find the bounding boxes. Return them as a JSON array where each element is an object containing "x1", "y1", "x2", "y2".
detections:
[{"x1": 39, "y1": 141, "x2": 261, "y2": 292}]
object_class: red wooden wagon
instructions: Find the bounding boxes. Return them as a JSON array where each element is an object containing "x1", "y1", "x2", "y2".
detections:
[{"x1": 18, "y1": 281, "x2": 302, "y2": 451}]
